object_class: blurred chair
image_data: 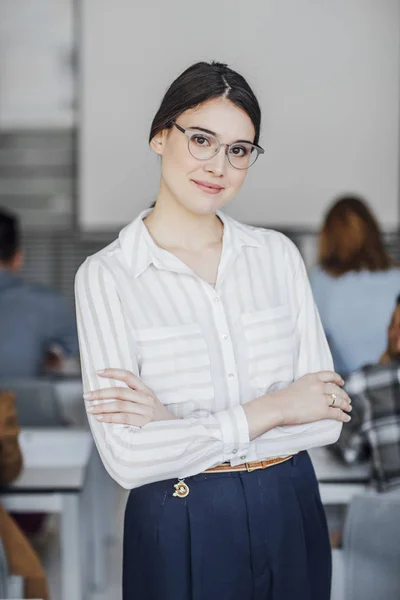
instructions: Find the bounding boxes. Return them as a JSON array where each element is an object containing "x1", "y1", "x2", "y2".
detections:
[
  {"x1": 0, "y1": 378, "x2": 65, "y2": 427},
  {"x1": 331, "y1": 492, "x2": 400, "y2": 600}
]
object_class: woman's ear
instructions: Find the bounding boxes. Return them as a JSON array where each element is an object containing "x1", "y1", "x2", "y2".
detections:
[{"x1": 150, "y1": 129, "x2": 168, "y2": 156}]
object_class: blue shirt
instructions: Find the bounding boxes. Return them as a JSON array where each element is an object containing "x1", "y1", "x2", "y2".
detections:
[
  {"x1": 0, "y1": 269, "x2": 79, "y2": 378},
  {"x1": 310, "y1": 266, "x2": 400, "y2": 376}
]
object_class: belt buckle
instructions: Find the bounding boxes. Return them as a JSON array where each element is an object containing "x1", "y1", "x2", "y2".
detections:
[{"x1": 245, "y1": 462, "x2": 258, "y2": 473}]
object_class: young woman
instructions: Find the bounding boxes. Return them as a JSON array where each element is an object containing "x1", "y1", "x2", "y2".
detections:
[
  {"x1": 311, "y1": 196, "x2": 400, "y2": 376},
  {"x1": 75, "y1": 61, "x2": 351, "y2": 600}
]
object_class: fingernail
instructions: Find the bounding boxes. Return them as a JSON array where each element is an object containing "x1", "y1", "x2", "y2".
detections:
[
  {"x1": 96, "y1": 415, "x2": 104, "y2": 421},
  {"x1": 83, "y1": 392, "x2": 93, "y2": 400},
  {"x1": 87, "y1": 406, "x2": 94, "y2": 413},
  {"x1": 97, "y1": 369, "x2": 106, "y2": 375}
]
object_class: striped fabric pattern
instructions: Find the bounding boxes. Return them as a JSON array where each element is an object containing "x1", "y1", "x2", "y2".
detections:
[{"x1": 75, "y1": 209, "x2": 341, "y2": 489}]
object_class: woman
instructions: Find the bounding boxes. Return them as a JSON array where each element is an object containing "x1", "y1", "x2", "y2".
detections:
[
  {"x1": 311, "y1": 196, "x2": 400, "y2": 376},
  {"x1": 75, "y1": 61, "x2": 351, "y2": 600}
]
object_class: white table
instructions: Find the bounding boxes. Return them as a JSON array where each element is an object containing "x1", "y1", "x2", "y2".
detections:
[
  {"x1": 309, "y1": 447, "x2": 371, "y2": 504},
  {"x1": 0, "y1": 429, "x2": 94, "y2": 600}
]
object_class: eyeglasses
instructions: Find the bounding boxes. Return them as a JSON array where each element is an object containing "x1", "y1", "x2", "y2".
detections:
[{"x1": 172, "y1": 122, "x2": 264, "y2": 170}]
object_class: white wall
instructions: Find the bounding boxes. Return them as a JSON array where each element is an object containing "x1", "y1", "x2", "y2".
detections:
[
  {"x1": 0, "y1": 0, "x2": 74, "y2": 128},
  {"x1": 80, "y1": 0, "x2": 400, "y2": 231}
]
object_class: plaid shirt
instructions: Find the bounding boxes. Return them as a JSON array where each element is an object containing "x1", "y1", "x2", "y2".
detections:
[{"x1": 332, "y1": 361, "x2": 400, "y2": 491}]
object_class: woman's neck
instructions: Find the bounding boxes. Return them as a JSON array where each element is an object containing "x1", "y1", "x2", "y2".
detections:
[{"x1": 143, "y1": 195, "x2": 223, "y2": 253}]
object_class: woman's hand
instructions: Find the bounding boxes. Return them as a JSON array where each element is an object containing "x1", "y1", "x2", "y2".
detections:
[
  {"x1": 84, "y1": 368, "x2": 175, "y2": 426},
  {"x1": 270, "y1": 370, "x2": 352, "y2": 426}
]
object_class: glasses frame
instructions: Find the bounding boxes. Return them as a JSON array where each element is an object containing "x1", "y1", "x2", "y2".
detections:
[{"x1": 172, "y1": 122, "x2": 264, "y2": 170}]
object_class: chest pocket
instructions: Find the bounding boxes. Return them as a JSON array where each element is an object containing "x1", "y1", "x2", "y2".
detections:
[
  {"x1": 134, "y1": 323, "x2": 214, "y2": 417},
  {"x1": 241, "y1": 305, "x2": 294, "y2": 391}
]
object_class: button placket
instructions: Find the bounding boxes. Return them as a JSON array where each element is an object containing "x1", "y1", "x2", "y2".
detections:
[
  {"x1": 204, "y1": 285, "x2": 249, "y2": 464},
  {"x1": 207, "y1": 290, "x2": 240, "y2": 402}
]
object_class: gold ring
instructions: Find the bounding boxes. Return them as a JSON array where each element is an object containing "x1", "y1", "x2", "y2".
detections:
[{"x1": 330, "y1": 393, "x2": 337, "y2": 407}]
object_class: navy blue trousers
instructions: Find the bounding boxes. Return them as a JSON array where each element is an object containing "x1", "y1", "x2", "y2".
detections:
[{"x1": 123, "y1": 451, "x2": 331, "y2": 600}]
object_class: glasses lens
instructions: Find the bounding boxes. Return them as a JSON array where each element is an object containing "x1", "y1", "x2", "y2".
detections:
[
  {"x1": 188, "y1": 132, "x2": 219, "y2": 160},
  {"x1": 228, "y1": 143, "x2": 259, "y2": 169}
]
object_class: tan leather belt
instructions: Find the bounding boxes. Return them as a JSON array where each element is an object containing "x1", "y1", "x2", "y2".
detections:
[{"x1": 204, "y1": 455, "x2": 293, "y2": 474}]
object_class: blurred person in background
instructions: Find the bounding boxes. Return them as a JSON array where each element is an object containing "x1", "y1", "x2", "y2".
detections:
[
  {"x1": 327, "y1": 294, "x2": 400, "y2": 548},
  {"x1": 76, "y1": 61, "x2": 351, "y2": 600},
  {"x1": 335, "y1": 293, "x2": 400, "y2": 489},
  {"x1": 311, "y1": 195, "x2": 400, "y2": 376},
  {"x1": 0, "y1": 389, "x2": 48, "y2": 599},
  {"x1": 0, "y1": 207, "x2": 79, "y2": 378}
]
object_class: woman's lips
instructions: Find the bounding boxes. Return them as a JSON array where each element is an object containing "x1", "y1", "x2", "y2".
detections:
[{"x1": 191, "y1": 179, "x2": 224, "y2": 195}]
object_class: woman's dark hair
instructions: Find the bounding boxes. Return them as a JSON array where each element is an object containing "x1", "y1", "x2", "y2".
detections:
[
  {"x1": 318, "y1": 195, "x2": 395, "y2": 276},
  {"x1": 0, "y1": 208, "x2": 20, "y2": 264},
  {"x1": 149, "y1": 61, "x2": 261, "y2": 145}
]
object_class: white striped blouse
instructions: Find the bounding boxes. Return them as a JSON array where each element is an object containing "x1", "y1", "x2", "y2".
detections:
[{"x1": 75, "y1": 209, "x2": 341, "y2": 489}]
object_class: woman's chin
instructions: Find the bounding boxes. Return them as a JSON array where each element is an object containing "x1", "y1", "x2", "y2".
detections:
[{"x1": 178, "y1": 193, "x2": 229, "y2": 215}]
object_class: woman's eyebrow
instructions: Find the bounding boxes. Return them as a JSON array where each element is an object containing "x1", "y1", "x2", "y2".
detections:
[
  {"x1": 188, "y1": 125, "x2": 216, "y2": 136},
  {"x1": 188, "y1": 125, "x2": 254, "y2": 145}
]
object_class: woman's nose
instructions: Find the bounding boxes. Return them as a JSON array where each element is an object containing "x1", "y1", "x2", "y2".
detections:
[{"x1": 204, "y1": 146, "x2": 227, "y2": 176}]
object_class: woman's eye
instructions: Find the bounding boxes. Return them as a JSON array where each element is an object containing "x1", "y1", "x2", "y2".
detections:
[
  {"x1": 230, "y1": 145, "x2": 249, "y2": 157},
  {"x1": 192, "y1": 135, "x2": 211, "y2": 147}
]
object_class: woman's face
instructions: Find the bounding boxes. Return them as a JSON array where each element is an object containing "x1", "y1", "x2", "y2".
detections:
[{"x1": 150, "y1": 97, "x2": 256, "y2": 216}]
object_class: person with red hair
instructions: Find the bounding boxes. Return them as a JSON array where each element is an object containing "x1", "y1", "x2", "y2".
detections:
[{"x1": 311, "y1": 195, "x2": 400, "y2": 376}]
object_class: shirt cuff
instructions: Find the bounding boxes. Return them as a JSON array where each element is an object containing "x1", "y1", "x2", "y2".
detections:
[{"x1": 215, "y1": 405, "x2": 250, "y2": 464}]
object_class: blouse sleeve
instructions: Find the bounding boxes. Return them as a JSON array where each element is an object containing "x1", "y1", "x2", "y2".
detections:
[
  {"x1": 243, "y1": 237, "x2": 342, "y2": 460},
  {"x1": 75, "y1": 257, "x2": 251, "y2": 489}
]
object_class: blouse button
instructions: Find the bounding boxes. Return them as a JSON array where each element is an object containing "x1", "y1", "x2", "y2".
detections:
[
  {"x1": 222, "y1": 334, "x2": 229, "y2": 341},
  {"x1": 228, "y1": 373, "x2": 235, "y2": 380},
  {"x1": 213, "y1": 296, "x2": 220, "y2": 303}
]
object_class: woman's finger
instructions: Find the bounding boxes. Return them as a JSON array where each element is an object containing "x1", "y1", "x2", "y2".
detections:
[
  {"x1": 85, "y1": 386, "x2": 134, "y2": 402},
  {"x1": 85, "y1": 387, "x2": 155, "y2": 407},
  {"x1": 324, "y1": 388, "x2": 352, "y2": 411},
  {"x1": 325, "y1": 381, "x2": 350, "y2": 399},
  {"x1": 327, "y1": 407, "x2": 352, "y2": 422},
  {"x1": 325, "y1": 394, "x2": 352, "y2": 413},
  {"x1": 87, "y1": 399, "x2": 149, "y2": 416},
  {"x1": 316, "y1": 371, "x2": 344, "y2": 386},
  {"x1": 94, "y1": 412, "x2": 150, "y2": 427},
  {"x1": 97, "y1": 368, "x2": 150, "y2": 393},
  {"x1": 323, "y1": 384, "x2": 352, "y2": 410}
]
